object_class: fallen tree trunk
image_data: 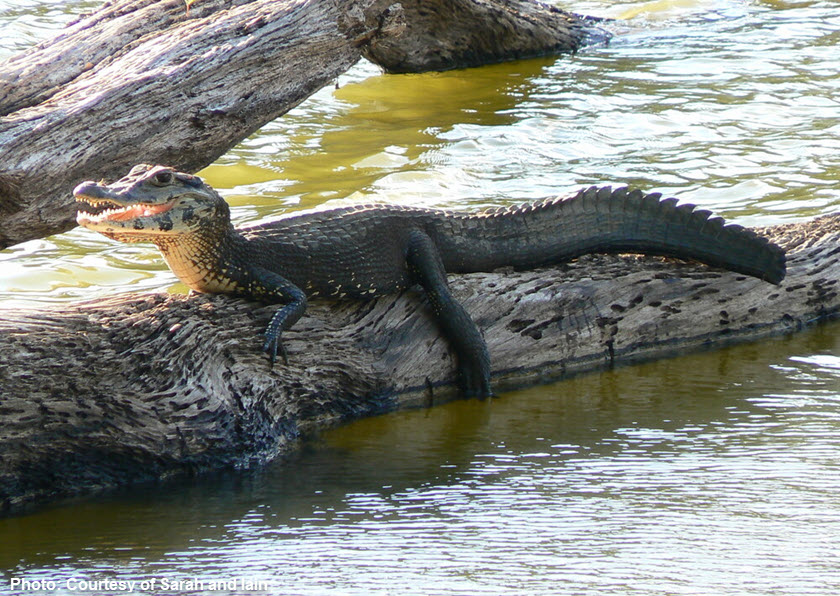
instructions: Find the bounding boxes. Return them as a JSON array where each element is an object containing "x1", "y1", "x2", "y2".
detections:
[
  {"x1": 0, "y1": 0, "x2": 381, "y2": 248},
  {"x1": 1, "y1": 214, "x2": 838, "y2": 515},
  {"x1": 0, "y1": 0, "x2": 602, "y2": 249}
]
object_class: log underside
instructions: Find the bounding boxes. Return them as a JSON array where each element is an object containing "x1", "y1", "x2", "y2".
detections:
[
  {"x1": 360, "y1": 0, "x2": 600, "y2": 73},
  {"x1": 1, "y1": 214, "x2": 838, "y2": 515}
]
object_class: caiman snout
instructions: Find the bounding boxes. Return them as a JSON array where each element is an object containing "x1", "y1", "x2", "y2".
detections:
[
  {"x1": 73, "y1": 179, "x2": 117, "y2": 203},
  {"x1": 73, "y1": 180, "x2": 123, "y2": 220}
]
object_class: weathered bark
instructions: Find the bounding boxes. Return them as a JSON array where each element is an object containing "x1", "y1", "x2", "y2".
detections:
[
  {"x1": 0, "y1": 0, "x2": 384, "y2": 249},
  {"x1": 1, "y1": 214, "x2": 838, "y2": 515},
  {"x1": 0, "y1": 0, "x2": 603, "y2": 249}
]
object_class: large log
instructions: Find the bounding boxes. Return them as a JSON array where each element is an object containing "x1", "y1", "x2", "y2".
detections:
[
  {"x1": 0, "y1": 0, "x2": 602, "y2": 249},
  {"x1": 0, "y1": 0, "x2": 380, "y2": 248},
  {"x1": 0, "y1": 214, "x2": 838, "y2": 514}
]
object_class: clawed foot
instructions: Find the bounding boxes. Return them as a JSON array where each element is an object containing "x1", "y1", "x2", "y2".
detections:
[
  {"x1": 462, "y1": 382, "x2": 495, "y2": 400},
  {"x1": 460, "y1": 363, "x2": 494, "y2": 400},
  {"x1": 262, "y1": 333, "x2": 288, "y2": 366}
]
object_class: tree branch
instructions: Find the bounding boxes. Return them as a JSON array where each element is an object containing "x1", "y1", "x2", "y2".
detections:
[{"x1": 0, "y1": 0, "x2": 377, "y2": 248}]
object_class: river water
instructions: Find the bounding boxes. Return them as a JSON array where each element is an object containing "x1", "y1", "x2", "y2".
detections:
[{"x1": 1, "y1": 0, "x2": 839, "y2": 594}]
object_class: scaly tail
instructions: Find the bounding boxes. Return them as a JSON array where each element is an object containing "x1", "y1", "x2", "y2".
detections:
[{"x1": 437, "y1": 186, "x2": 786, "y2": 284}]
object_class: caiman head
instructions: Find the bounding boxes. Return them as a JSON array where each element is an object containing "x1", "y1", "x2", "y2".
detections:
[{"x1": 74, "y1": 164, "x2": 231, "y2": 244}]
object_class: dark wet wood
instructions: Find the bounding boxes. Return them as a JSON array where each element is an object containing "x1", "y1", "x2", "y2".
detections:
[
  {"x1": 360, "y1": 0, "x2": 605, "y2": 73},
  {"x1": 1, "y1": 214, "x2": 837, "y2": 515}
]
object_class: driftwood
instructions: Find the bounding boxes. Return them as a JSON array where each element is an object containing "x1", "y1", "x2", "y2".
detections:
[
  {"x1": 1, "y1": 214, "x2": 838, "y2": 514},
  {"x1": 0, "y1": 0, "x2": 599, "y2": 248}
]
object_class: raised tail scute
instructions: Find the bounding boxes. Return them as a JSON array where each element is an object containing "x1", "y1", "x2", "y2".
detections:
[{"x1": 608, "y1": 186, "x2": 787, "y2": 285}]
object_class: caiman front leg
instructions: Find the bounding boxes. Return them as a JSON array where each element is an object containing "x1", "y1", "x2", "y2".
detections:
[
  {"x1": 245, "y1": 266, "x2": 308, "y2": 365},
  {"x1": 406, "y1": 229, "x2": 493, "y2": 398}
]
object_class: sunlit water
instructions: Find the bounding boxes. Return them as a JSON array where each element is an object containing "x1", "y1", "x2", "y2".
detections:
[{"x1": 1, "y1": 0, "x2": 839, "y2": 594}]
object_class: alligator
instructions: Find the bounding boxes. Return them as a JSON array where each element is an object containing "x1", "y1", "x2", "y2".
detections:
[{"x1": 74, "y1": 164, "x2": 786, "y2": 398}]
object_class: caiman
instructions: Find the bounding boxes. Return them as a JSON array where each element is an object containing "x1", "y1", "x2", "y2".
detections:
[{"x1": 74, "y1": 164, "x2": 786, "y2": 398}]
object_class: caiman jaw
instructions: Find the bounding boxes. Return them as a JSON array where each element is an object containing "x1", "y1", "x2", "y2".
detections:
[
  {"x1": 75, "y1": 195, "x2": 176, "y2": 225},
  {"x1": 73, "y1": 166, "x2": 230, "y2": 245}
]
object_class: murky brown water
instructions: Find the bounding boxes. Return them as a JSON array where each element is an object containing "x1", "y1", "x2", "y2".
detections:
[{"x1": 1, "y1": 0, "x2": 839, "y2": 594}]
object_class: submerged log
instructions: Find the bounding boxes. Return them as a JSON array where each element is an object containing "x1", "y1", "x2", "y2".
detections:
[
  {"x1": 0, "y1": 0, "x2": 603, "y2": 249},
  {"x1": 1, "y1": 214, "x2": 838, "y2": 514}
]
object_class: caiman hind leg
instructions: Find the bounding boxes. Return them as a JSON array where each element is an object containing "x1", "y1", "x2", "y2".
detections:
[{"x1": 406, "y1": 229, "x2": 493, "y2": 398}]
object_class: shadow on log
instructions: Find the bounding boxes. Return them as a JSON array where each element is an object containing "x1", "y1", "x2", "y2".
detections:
[
  {"x1": 0, "y1": 0, "x2": 604, "y2": 248},
  {"x1": 1, "y1": 214, "x2": 838, "y2": 515}
]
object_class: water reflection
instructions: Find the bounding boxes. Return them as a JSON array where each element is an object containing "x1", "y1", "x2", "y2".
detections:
[
  {"x1": 203, "y1": 57, "x2": 561, "y2": 211},
  {"x1": 0, "y1": 0, "x2": 102, "y2": 58}
]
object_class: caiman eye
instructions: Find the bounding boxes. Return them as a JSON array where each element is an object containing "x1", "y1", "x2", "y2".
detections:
[{"x1": 152, "y1": 171, "x2": 174, "y2": 186}]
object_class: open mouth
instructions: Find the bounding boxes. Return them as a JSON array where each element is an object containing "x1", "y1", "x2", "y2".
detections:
[{"x1": 76, "y1": 196, "x2": 175, "y2": 223}]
